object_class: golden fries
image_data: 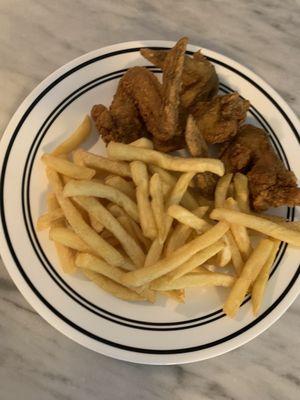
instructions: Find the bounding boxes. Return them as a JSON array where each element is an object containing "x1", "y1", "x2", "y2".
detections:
[
  {"x1": 122, "y1": 221, "x2": 229, "y2": 287},
  {"x1": 149, "y1": 164, "x2": 199, "y2": 209},
  {"x1": 107, "y1": 142, "x2": 225, "y2": 175},
  {"x1": 165, "y1": 224, "x2": 192, "y2": 256},
  {"x1": 46, "y1": 168, "x2": 133, "y2": 270},
  {"x1": 52, "y1": 115, "x2": 91, "y2": 156},
  {"x1": 73, "y1": 196, "x2": 145, "y2": 267},
  {"x1": 47, "y1": 193, "x2": 77, "y2": 274},
  {"x1": 149, "y1": 173, "x2": 165, "y2": 243},
  {"x1": 42, "y1": 154, "x2": 95, "y2": 180},
  {"x1": 83, "y1": 269, "x2": 145, "y2": 301},
  {"x1": 225, "y1": 230, "x2": 243, "y2": 275},
  {"x1": 223, "y1": 238, "x2": 274, "y2": 317},
  {"x1": 37, "y1": 115, "x2": 299, "y2": 316},
  {"x1": 215, "y1": 173, "x2": 233, "y2": 207},
  {"x1": 252, "y1": 240, "x2": 280, "y2": 315},
  {"x1": 167, "y1": 204, "x2": 211, "y2": 232},
  {"x1": 130, "y1": 137, "x2": 154, "y2": 149},
  {"x1": 162, "y1": 172, "x2": 196, "y2": 241},
  {"x1": 36, "y1": 208, "x2": 64, "y2": 231},
  {"x1": 144, "y1": 239, "x2": 164, "y2": 267},
  {"x1": 151, "y1": 272, "x2": 235, "y2": 291},
  {"x1": 233, "y1": 173, "x2": 250, "y2": 212},
  {"x1": 63, "y1": 179, "x2": 139, "y2": 222},
  {"x1": 89, "y1": 213, "x2": 104, "y2": 233},
  {"x1": 49, "y1": 226, "x2": 93, "y2": 252},
  {"x1": 74, "y1": 149, "x2": 131, "y2": 177},
  {"x1": 225, "y1": 197, "x2": 252, "y2": 259},
  {"x1": 105, "y1": 175, "x2": 136, "y2": 200},
  {"x1": 211, "y1": 207, "x2": 300, "y2": 246},
  {"x1": 130, "y1": 161, "x2": 157, "y2": 240},
  {"x1": 159, "y1": 240, "x2": 225, "y2": 282}
]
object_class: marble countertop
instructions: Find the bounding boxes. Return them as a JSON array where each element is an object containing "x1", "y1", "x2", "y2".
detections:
[{"x1": 0, "y1": 1, "x2": 299, "y2": 399}]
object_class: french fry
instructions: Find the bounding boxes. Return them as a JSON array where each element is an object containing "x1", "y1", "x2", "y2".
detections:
[
  {"x1": 252, "y1": 240, "x2": 281, "y2": 315},
  {"x1": 149, "y1": 173, "x2": 165, "y2": 243},
  {"x1": 216, "y1": 234, "x2": 232, "y2": 267},
  {"x1": 76, "y1": 253, "x2": 154, "y2": 302},
  {"x1": 167, "y1": 204, "x2": 211, "y2": 232},
  {"x1": 165, "y1": 224, "x2": 192, "y2": 256},
  {"x1": 226, "y1": 230, "x2": 243, "y2": 275},
  {"x1": 162, "y1": 290, "x2": 185, "y2": 303},
  {"x1": 46, "y1": 193, "x2": 76, "y2": 274},
  {"x1": 225, "y1": 197, "x2": 252, "y2": 260},
  {"x1": 129, "y1": 137, "x2": 154, "y2": 149},
  {"x1": 163, "y1": 172, "x2": 196, "y2": 241},
  {"x1": 51, "y1": 115, "x2": 91, "y2": 156},
  {"x1": 223, "y1": 238, "x2": 274, "y2": 317},
  {"x1": 149, "y1": 164, "x2": 199, "y2": 209},
  {"x1": 46, "y1": 168, "x2": 133, "y2": 270},
  {"x1": 165, "y1": 206, "x2": 219, "y2": 257},
  {"x1": 130, "y1": 161, "x2": 157, "y2": 240},
  {"x1": 122, "y1": 221, "x2": 229, "y2": 287},
  {"x1": 107, "y1": 142, "x2": 225, "y2": 176},
  {"x1": 157, "y1": 240, "x2": 225, "y2": 283},
  {"x1": 36, "y1": 208, "x2": 64, "y2": 231},
  {"x1": 42, "y1": 154, "x2": 95, "y2": 180},
  {"x1": 49, "y1": 226, "x2": 92, "y2": 252},
  {"x1": 144, "y1": 239, "x2": 164, "y2": 267},
  {"x1": 252, "y1": 213, "x2": 300, "y2": 233},
  {"x1": 210, "y1": 207, "x2": 300, "y2": 246},
  {"x1": 89, "y1": 213, "x2": 104, "y2": 233},
  {"x1": 73, "y1": 196, "x2": 145, "y2": 267},
  {"x1": 63, "y1": 179, "x2": 139, "y2": 222},
  {"x1": 82, "y1": 269, "x2": 145, "y2": 301},
  {"x1": 74, "y1": 149, "x2": 131, "y2": 177},
  {"x1": 105, "y1": 175, "x2": 136, "y2": 200},
  {"x1": 214, "y1": 173, "x2": 233, "y2": 208},
  {"x1": 151, "y1": 272, "x2": 235, "y2": 291},
  {"x1": 233, "y1": 173, "x2": 250, "y2": 212}
]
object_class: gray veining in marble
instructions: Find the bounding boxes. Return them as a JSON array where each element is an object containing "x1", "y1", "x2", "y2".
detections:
[{"x1": 0, "y1": 1, "x2": 299, "y2": 399}]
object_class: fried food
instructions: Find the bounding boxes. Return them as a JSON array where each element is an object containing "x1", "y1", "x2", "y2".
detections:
[
  {"x1": 221, "y1": 124, "x2": 300, "y2": 210},
  {"x1": 192, "y1": 92, "x2": 250, "y2": 144},
  {"x1": 140, "y1": 47, "x2": 219, "y2": 108},
  {"x1": 91, "y1": 87, "x2": 144, "y2": 145},
  {"x1": 159, "y1": 36, "x2": 187, "y2": 141},
  {"x1": 185, "y1": 115, "x2": 218, "y2": 198},
  {"x1": 121, "y1": 66, "x2": 163, "y2": 138}
]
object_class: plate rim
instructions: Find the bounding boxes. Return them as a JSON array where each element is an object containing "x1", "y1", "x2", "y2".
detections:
[{"x1": 0, "y1": 40, "x2": 299, "y2": 364}]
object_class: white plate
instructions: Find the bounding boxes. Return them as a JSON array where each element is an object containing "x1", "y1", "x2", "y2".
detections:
[{"x1": 0, "y1": 40, "x2": 299, "y2": 365}]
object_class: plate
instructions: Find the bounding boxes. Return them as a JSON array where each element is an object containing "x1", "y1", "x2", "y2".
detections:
[{"x1": 0, "y1": 40, "x2": 299, "y2": 365}]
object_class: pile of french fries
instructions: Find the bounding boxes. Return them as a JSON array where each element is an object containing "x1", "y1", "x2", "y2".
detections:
[{"x1": 37, "y1": 116, "x2": 300, "y2": 318}]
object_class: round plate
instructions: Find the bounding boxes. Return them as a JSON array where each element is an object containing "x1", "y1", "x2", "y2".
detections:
[{"x1": 0, "y1": 40, "x2": 299, "y2": 365}]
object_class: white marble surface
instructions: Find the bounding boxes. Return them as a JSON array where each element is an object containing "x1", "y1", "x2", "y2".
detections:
[{"x1": 0, "y1": 0, "x2": 299, "y2": 399}]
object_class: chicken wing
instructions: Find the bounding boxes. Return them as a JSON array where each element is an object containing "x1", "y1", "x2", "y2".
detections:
[
  {"x1": 221, "y1": 124, "x2": 300, "y2": 210},
  {"x1": 192, "y1": 92, "x2": 250, "y2": 144}
]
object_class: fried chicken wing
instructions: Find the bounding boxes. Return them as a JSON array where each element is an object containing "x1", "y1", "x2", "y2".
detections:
[
  {"x1": 192, "y1": 92, "x2": 250, "y2": 144},
  {"x1": 221, "y1": 124, "x2": 300, "y2": 210},
  {"x1": 160, "y1": 37, "x2": 187, "y2": 141},
  {"x1": 92, "y1": 67, "x2": 163, "y2": 143},
  {"x1": 140, "y1": 46, "x2": 219, "y2": 109},
  {"x1": 121, "y1": 66, "x2": 163, "y2": 139}
]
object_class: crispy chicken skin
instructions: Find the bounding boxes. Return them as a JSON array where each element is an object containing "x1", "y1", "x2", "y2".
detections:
[
  {"x1": 159, "y1": 36, "x2": 187, "y2": 141},
  {"x1": 140, "y1": 47, "x2": 219, "y2": 108},
  {"x1": 221, "y1": 124, "x2": 300, "y2": 210},
  {"x1": 91, "y1": 67, "x2": 161, "y2": 144},
  {"x1": 192, "y1": 92, "x2": 250, "y2": 144},
  {"x1": 121, "y1": 66, "x2": 163, "y2": 139}
]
